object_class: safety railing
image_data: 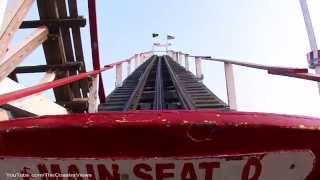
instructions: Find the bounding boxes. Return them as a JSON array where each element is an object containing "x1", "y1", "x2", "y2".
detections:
[
  {"x1": 165, "y1": 50, "x2": 319, "y2": 110},
  {"x1": 0, "y1": 51, "x2": 154, "y2": 114}
]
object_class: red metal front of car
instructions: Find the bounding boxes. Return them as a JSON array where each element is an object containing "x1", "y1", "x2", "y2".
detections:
[{"x1": 1, "y1": 110, "x2": 320, "y2": 179}]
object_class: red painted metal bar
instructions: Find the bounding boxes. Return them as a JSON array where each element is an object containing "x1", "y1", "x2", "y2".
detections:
[
  {"x1": 0, "y1": 66, "x2": 113, "y2": 106},
  {"x1": 88, "y1": 0, "x2": 106, "y2": 103},
  {"x1": 199, "y1": 56, "x2": 320, "y2": 81},
  {"x1": 203, "y1": 57, "x2": 309, "y2": 73},
  {"x1": 268, "y1": 70, "x2": 320, "y2": 82}
]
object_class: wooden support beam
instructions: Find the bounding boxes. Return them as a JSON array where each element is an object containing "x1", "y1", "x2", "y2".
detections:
[
  {"x1": 224, "y1": 63, "x2": 237, "y2": 110},
  {"x1": 27, "y1": 72, "x2": 56, "y2": 97},
  {"x1": 0, "y1": 1, "x2": 8, "y2": 29},
  {"x1": 1, "y1": 104, "x2": 35, "y2": 118},
  {"x1": 0, "y1": 0, "x2": 35, "y2": 60},
  {"x1": 127, "y1": 59, "x2": 132, "y2": 77},
  {"x1": 33, "y1": 72, "x2": 56, "y2": 96},
  {"x1": 56, "y1": 0, "x2": 81, "y2": 98},
  {"x1": 178, "y1": 52, "x2": 183, "y2": 65},
  {"x1": 40, "y1": 72, "x2": 56, "y2": 84},
  {"x1": 195, "y1": 57, "x2": 203, "y2": 80},
  {"x1": 116, "y1": 63, "x2": 123, "y2": 87},
  {"x1": 0, "y1": 78, "x2": 68, "y2": 116},
  {"x1": 167, "y1": 50, "x2": 175, "y2": 59},
  {"x1": 19, "y1": 17, "x2": 86, "y2": 29},
  {"x1": 8, "y1": 73, "x2": 18, "y2": 82},
  {"x1": 185, "y1": 54, "x2": 189, "y2": 71},
  {"x1": 68, "y1": 0, "x2": 89, "y2": 97},
  {"x1": 59, "y1": 98, "x2": 88, "y2": 113},
  {"x1": 12, "y1": 62, "x2": 82, "y2": 74},
  {"x1": 88, "y1": 75, "x2": 99, "y2": 113},
  {"x1": 37, "y1": 0, "x2": 73, "y2": 102},
  {"x1": 134, "y1": 54, "x2": 139, "y2": 69},
  {"x1": 0, "y1": 27, "x2": 48, "y2": 81}
]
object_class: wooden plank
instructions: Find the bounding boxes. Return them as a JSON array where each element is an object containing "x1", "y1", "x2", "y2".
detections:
[
  {"x1": 115, "y1": 63, "x2": 123, "y2": 87},
  {"x1": 0, "y1": 0, "x2": 8, "y2": 32},
  {"x1": 0, "y1": 78, "x2": 68, "y2": 116},
  {"x1": 20, "y1": 17, "x2": 86, "y2": 29},
  {"x1": 224, "y1": 63, "x2": 237, "y2": 110},
  {"x1": 0, "y1": 0, "x2": 23, "y2": 37},
  {"x1": 0, "y1": 0, "x2": 34, "y2": 61},
  {"x1": 32, "y1": 71, "x2": 56, "y2": 96},
  {"x1": 195, "y1": 57, "x2": 203, "y2": 80},
  {"x1": 56, "y1": 0, "x2": 81, "y2": 98},
  {"x1": 36, "y1": 0, "x2": 73, "y2": 102},
  {"x1": 68, "y1": 0, "x2": 89, "y2": 97},
  {"x1": 8, "y1": 73, "x2": 18, "y2": 82},
  {"x1": 12, "y1": 62, "x2": 81, "y2": 73},
  {"x1": 0, "y1": 27, "x2": 48, "y2": 81},
  {"x1": 88, "y1": 75, "x2": 99, "y2": 113},
  {"x1": 1, "y1": 104, "x2": 35, "y2": 117},
  {"x1": 40, "y1": 72, "x2": 56, "y2": 84}
]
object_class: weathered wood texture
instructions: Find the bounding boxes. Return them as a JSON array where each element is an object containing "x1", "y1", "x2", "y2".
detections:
[
  {"x1": 36, "y1": 0, "x2": 90, "y2": 112},
  {"x1": 0, "y1": 27, "x2": 48, "y2": 81},
  {"x1": 0, "y1": 0, "x2": 35, "y2": 61},
  {"x1": 0, "y1": 78, "x2": 68, "y2": 116}
]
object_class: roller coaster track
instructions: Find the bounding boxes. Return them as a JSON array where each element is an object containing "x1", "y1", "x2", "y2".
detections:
[{"x1": 99, "y1": 55, "x2": 228, "y2": 111}]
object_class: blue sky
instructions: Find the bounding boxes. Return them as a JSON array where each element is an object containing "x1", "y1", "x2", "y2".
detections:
[{"x1": 5, "y1": 0, "x2": 320, "y2": 116}]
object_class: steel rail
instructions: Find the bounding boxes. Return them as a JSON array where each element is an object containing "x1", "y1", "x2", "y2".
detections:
[
  {"x1": 153, "y1": 57, "x2": 164, "y2": 110},
  {"x1": 0, "y1": 65, "x2": 113, "y2": 106},
  {"x1": 123, "y1": 56, "x2": 157, "y2": 111},
  {"x1": 198, "y1": 56, "x2": 320, "y2": 82},
  {"x1": 163, "y1": 56, "x2": 195, "y2": 110},
  {"x1": 201, "y1": 57, "x2": 309, "y2": 73}
]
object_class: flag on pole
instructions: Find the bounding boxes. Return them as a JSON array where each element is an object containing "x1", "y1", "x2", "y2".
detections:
[
  {"x1": 152, "y1": 33, "x2": 159, "y2": 38},
  {"x1": 167, "y1": 35, "x2": 175, "y2": 40}
]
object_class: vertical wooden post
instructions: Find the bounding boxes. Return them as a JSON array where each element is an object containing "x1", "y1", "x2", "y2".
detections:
[
  {"x1": 195, "y1": 57, "x2": 203, "y2": 80},
  {"x1": 134, "y1": 54, "x2": 139, "y2": 69},
  {"x1": 171, "y1": 51, "x2": 176, "y2": 61},
  {"x1": 115, "y1": 63, "x2": 123, "y2": 87},
  {"x1": 176, "y1": 52, "x2": 179, "y2": 62},
  {"x1": 88, "y1": 75, "x2": 100, "y2": 113},
  {"x1": 185, "y1": 54, "x2": 189, "y2": 71},
  {"x1": 178, "y1": 52, "x2": 183, "y2": 65},
  {"x1": 168, "y1": 51, "x2": 175, "y2": 60},
  {"x1": 224, "y1": 63, "x2": 237, "y2": 110},
  {"x1": 127, "y1": 59, "x2": 131, "y2": 77},
  {"x1": 167, "y1": 50, "x2": 171, "y2": 57},
  {"x1": 139, "y1": 54, "x2": 143, "y2": 65}
]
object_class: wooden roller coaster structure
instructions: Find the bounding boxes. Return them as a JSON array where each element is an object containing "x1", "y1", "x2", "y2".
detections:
[{"x1": 1, "y1": 0, "x2": 320, "y2": 179}]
